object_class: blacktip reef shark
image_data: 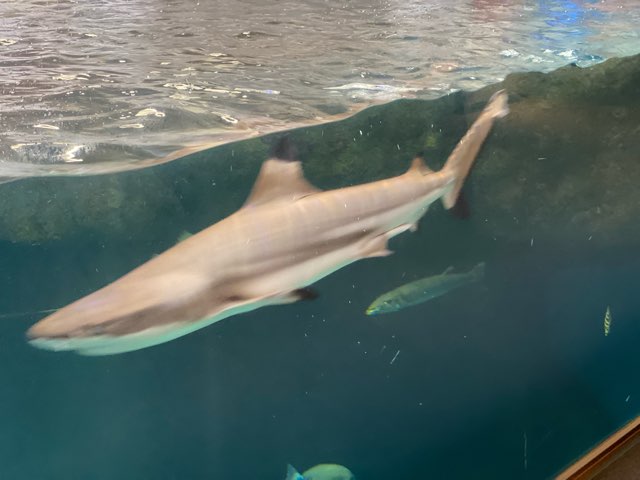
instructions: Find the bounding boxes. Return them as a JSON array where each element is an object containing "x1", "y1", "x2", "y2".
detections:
[{"x1": 27, "y1": 90, "x2": 508, "y2": 355}]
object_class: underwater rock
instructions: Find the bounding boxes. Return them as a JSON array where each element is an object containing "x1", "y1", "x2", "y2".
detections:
[
  {"x1": 470, "y1": 53, "x2": 640, "y2": 248},
  {"x1": 0, "y1": 139, "x2": 268, "y2": 244},
  {"x1": 0, "y1": 171, "x2": 184, "y2": 243},
  {"x1": 0, "y1": 53, "x2": 638, "y2": 245}
]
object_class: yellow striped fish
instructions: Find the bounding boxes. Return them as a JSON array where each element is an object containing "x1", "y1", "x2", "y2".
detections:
[{"x1": 603, "y1": 306, "x2": 612, "y2": 336}]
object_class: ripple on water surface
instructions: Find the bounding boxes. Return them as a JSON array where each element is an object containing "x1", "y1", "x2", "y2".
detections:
[{"x1": 0, "y1": 0, "x2": 638, "y2": 176}]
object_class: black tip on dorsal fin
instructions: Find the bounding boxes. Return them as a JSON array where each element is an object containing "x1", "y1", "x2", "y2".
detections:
[{"x1": 271, "y1": 136, "x2": 298, "y2": 162}]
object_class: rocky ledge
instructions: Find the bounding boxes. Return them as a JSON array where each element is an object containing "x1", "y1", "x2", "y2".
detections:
[{"x1": 0, "y1": 53, "x2": 638, "y2": 247}]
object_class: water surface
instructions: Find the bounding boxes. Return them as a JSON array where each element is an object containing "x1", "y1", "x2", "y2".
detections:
[{"x1": 1, "y1": 0, "x2": 638, "y2": 175}]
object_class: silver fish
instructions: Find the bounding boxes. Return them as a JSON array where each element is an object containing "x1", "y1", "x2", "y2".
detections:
[
  {"x1": 27, "y1": 91, "x2": 508, "y2": 355},
  {"x1": 366, "y1": 262, "x2": 485, "y2": 315}
]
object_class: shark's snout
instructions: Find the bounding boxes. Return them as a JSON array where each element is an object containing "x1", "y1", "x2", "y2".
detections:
[
  {"x1": 27, "y1": 312, "x2": 72, "y2": 340},
  {"x1": 27, "y1": 298, "x2": 116, "y2": 345},
  {"x1": 26, "y1": 312, "x2": 86, "y2": 353}
]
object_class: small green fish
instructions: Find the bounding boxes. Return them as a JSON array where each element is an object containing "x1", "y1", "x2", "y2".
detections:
[
  {"x1": 366, "y1": 262, "x2": 485, "y2": 315},
  {"x1": 285, "y1": 463, "x2": 355, "y2": 480},
  {"x1": 604, "y1": 306, "x2": 612, "y2": 336}
]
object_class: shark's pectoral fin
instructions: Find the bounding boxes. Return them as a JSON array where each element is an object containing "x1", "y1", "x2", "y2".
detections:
[
  {"x1": 293, "y1": 287, "x2": 319, "y2": 301},
  {"x1": 270, "y1": 287, "x2": 320, "y2": 305}
]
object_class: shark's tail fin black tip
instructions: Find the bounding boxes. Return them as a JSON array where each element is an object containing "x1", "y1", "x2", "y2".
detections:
[
  {"x1": 272, "y1": 136, "x2": 298, "y2": 162},
  {"x1": 449, "y1": 191, "x2": 471, "y2": 219},
  {"x1": 441, "y1": 89, "x2": 508, "y2": 209}
]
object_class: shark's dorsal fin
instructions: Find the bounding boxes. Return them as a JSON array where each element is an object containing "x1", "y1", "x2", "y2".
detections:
[
  {"x1": 243, "y1": 159, "x2": 321, "y2": 207},
  {"x1": 407, "y1": 156, "x2": 433, "y2": 175},
  {"x1": 243, "y1": 138, "x2": 321, "y2": 207}
]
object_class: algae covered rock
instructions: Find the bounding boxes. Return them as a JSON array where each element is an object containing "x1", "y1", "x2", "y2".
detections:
[
  {"x1": 469, "y1": 53, "x2": 640, "y2": 248},
  {"x1": 0, "y1": 171, "x2": 184, "y2": 243},
  {"x1": 0, "y1": 53, "x2": 638, "y2": 246},
  {"x1": 0, "y1": 88, "x2": 466, "y2": 244}
]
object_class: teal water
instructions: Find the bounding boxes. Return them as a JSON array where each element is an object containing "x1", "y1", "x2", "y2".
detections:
[
  {"x1": 1, "y1": 55, "x2": 640, "y2": 478},
  {"x1": 1, "y1": 192, "x2": 639, "y2": 479}
]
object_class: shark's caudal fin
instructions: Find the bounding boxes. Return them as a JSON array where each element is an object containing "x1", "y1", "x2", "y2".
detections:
[
  {"x1": 285, "y1": 464, "x2": 305, "y2": 480},
  {"x1": 441, "y1": 90, "x2": 508, "y2": 209}
]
